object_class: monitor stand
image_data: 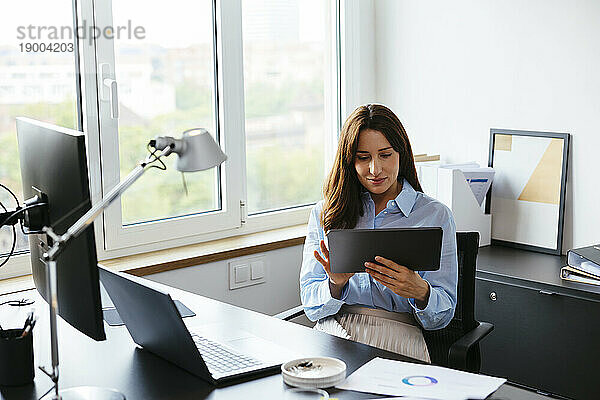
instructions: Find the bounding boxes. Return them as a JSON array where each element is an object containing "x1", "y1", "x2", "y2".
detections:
[{"x1": 42, "y1": 386, "x2": 125, "y2": 400}]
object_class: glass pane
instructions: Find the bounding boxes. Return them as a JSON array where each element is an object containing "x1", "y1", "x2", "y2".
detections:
[
  {"x1": 242, "y1": 0, "x2": 330, "y2": 214},
  {"x1": 111, "y1": 1, "x2": 218, "y2": 225},
  {"x1": 0, "y1": 1, "x2": 78, "y2": 256}
]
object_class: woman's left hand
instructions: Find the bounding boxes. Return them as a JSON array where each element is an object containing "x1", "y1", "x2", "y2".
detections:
[{"x1": 365, "y1": 256, "x2": 430, "y2": 309}]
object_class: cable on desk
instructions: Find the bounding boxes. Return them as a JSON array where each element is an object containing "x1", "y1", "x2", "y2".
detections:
[
  {"x1": 0, "y1": 183, "x2": 21, "y2": 268},
  {"x1": 0, "y1": 298, "x2": 35, "y2": 331},
  {"x1": 0, "y1": 298, "x2": 35, "y2": 307},
  {"x1": 0, "y1": 198, "x2": 17, "y2": 269}
]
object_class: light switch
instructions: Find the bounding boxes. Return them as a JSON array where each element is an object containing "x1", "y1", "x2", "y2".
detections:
[
  {"x1": 229, "y1": 257, "x2": 266, "y2": 290},
  {"x1": 250, "y1": 261, "x2": 265, "y2": 280},
  {"x1": 234, "y1": 264, "x2": 250, "y2": 283}
]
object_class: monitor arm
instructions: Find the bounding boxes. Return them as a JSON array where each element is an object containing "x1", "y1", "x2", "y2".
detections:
[{"x1": 0, "y1": 194, "x2": 48, "y2": 232}]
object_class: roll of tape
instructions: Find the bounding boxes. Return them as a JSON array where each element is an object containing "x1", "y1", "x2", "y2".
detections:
[{"x1": 281, "y1": 357, "x2": 346, "y2": 389}]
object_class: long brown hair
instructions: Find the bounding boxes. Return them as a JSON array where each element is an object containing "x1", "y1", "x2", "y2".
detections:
[{"x1": 321, "y1": 104, "x2": 422, "y2": 232}]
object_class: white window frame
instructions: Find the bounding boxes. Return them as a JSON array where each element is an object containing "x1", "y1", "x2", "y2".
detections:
[
  {"x1": 85, "y1": 0, "x2": 343, "y2": 260},
  {"x1": 80, "y1": 0, "x2": 244, "y2": 257},
  {"x1": 243, "y1": 0, "x2": 341, "y2": 234},
  {"x1": 340, "y1": 0, "x2": 376, "y2": 120}
]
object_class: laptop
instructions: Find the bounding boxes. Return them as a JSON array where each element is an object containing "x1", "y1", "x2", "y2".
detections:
[{"x1": 98, "y1": 266, "x2": 292, "y2": 384}]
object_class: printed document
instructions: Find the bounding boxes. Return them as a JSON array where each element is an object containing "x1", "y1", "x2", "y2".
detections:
[
  {"x1": 460, "y1": 167, "x2": 494, "y2": 206},
  {"x1": 440, "y1": 163, "x2": 494, "y2": 206},
  {"x1": 336, "y1": 357, "x2": 506, "y2": 400}
]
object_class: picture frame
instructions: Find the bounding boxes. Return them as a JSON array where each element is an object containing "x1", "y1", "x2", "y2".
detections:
[{"x1": 486, "y1": 128, "x2": 570, "y2": 255}]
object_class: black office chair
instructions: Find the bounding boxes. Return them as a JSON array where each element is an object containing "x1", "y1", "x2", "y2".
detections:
[
  {"x1": 422, "y1": 231, "x2": 493, "y2": 373},
  {"x1": 275, "y1": 231, "x2": 493, "y2": 373}
]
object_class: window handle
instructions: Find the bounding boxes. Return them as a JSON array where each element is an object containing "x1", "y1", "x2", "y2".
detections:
[
  {"x1": 103, "y1": 78, "x2": 119, "y2": 119},
  {"x1": 99, "y1": 63, "x2": 119, "y2": 119}
]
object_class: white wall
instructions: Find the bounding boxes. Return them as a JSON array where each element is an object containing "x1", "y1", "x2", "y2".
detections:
[
  {"x1": 373, "y1": 0, "x2": 600, "y2": 251},
  {"x1": 145, "y1": 245, "x2": 304, "y2": 316}
]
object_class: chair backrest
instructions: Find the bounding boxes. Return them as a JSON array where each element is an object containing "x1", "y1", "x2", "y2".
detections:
[{"x1": 423, "y1": 231, "x2": 479, "y2": 368}]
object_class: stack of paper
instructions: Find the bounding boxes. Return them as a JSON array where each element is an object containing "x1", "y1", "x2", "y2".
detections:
[
  {"x1": 440, "y1": 163, "x2": 495, "y2": 206},
  {"x1": 336, "y1": 357, "x2": 506, "y2": 400}
]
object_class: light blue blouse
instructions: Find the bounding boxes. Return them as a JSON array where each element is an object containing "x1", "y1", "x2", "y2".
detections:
[{"x1": 299, "y1": 179, "x2": 458, "y2": 330}]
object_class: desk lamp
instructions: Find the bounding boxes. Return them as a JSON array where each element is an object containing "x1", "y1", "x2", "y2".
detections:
[{"x1": 3, "y1": 127, "x2": 226, "y2": 400}]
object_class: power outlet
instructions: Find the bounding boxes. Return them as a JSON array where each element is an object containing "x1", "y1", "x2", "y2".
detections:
[{"x1": 229, "y1": 255, "x2": 267, "y2": 290}]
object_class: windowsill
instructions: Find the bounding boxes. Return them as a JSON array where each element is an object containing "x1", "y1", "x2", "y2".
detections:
[
  {"x1": 0, "y1": 275, "x2": 35, "y2": 297},
  {"x1": 0, "y1": 224, "x2": 307, "y2": 296},
  {"x1": 101, "y1": 223, "x2": 307, "y2": 276}
]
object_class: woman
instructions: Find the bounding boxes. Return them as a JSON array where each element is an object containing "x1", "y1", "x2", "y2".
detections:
[{"x1": 299, "y1": 104, "x2": 458, "y2": 362}]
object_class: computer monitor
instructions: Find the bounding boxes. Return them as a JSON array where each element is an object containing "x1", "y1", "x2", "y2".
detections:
[{"x1": 16, "y1": 117, "x2": 105, "y2": 341}]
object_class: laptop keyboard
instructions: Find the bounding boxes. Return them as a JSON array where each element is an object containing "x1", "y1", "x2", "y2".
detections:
[{"x1": 191, "y1": 333, "x2": 264, "y2": 375}]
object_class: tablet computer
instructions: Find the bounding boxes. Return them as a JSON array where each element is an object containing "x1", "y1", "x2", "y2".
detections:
[{"x1": 327, "y1": 227, "x2": 443, "y2": 273}]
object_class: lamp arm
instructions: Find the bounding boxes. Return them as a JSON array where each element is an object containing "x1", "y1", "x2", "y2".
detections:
[
  {"x1": 43, "y1": 163, "x2": 145, "y2": 261},
  {"x1": 36, "y1": 143, "x2": 174, "y2": 398},
  {"x1": 43, "y1": 150, "x2": 166, "y2": 262}
]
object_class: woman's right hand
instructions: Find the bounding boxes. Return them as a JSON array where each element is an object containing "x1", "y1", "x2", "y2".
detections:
[{"x1": 314, "y1": 240, "x2": 354, "y2": 299}]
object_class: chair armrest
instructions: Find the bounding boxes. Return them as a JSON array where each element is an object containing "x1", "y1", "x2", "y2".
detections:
[
  {"x1": 274, "y1": 305, "x2": 305, "y2": 321},
  {"x1": 448, "y1": 322, "x2": 494, "y2": 370}
]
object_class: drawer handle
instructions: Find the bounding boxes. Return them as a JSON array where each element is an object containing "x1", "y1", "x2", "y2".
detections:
[
  {"x1": 489, "y1": 292, "x2": 497, "y2": 301},
  {"x1": 539, "y1": 290, "x2": 555, "y2": 296}
]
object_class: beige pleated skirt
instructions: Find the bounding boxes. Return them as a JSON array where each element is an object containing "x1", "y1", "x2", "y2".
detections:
[{"x1": 314, "y1": 305, "x2": 431, "y2": 363}]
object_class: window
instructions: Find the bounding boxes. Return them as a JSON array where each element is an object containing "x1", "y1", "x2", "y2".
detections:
[
  {"x1": 89, "y1": 0, "x2": 243, "y2": 253},
  {"x1": 242, "y1": 0, "x2": 334, "y2": 215},
  {"x1": 84, "y1": 0, "x2": 339, "y2": 256},
  {"x1": 0, "y1": 1, "x2": 79, "y2": 278},
  {"x1": 0, "y1": 1, "x2": 340, "y2": 271},
  {"x1": 0, "y1": 0, "x2": 340, "y2": 279},
  {"x1": 110, "y1": 1, "x2": 219, "y2": 226}
]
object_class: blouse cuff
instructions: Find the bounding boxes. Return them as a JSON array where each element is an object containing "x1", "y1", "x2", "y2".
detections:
[
  {"x1": 318, "y1": 279, "x2": 345, "y2": 316},
  {"x1": 408, "y1": 279, "x2": 437, "y2": 325}
]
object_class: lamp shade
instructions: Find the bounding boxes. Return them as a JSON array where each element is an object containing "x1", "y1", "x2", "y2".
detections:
[{"x1": 174, "y1": 128, "x2": 227, "y2": 172}]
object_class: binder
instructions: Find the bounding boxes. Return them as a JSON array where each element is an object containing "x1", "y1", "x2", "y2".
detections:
[
  {"x1": 560, "y1": 244, "x2": 600, "y2": 285},
  {"x1": 561, "y1": 266, "x2": 600, "y2": 286},
  {"x1": 567, "y1": 244, "x2": 600, "y2": 274}
]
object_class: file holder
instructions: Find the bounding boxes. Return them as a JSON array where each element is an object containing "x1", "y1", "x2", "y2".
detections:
[
  {"x1": 0, "y1": 328, "x2": 35, "y2": 386},
  {"x1": 418, "y1": 165, "x2": 492, "y2": 246}
]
